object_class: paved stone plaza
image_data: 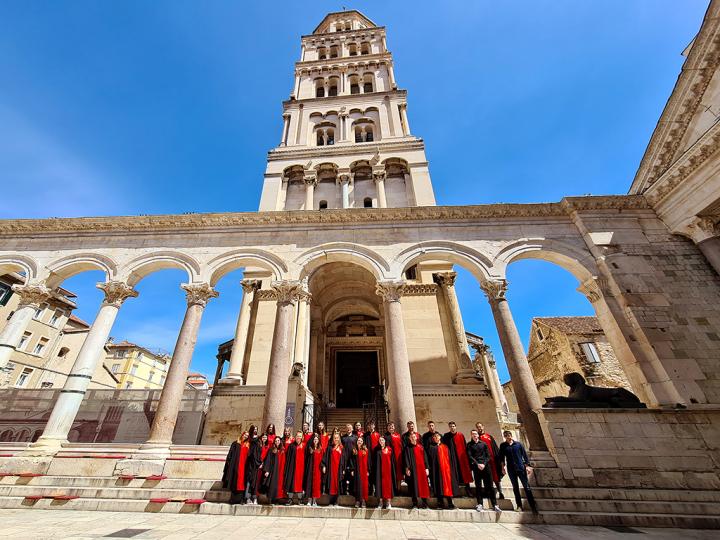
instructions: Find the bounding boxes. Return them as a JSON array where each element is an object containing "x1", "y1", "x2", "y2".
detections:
[{"x1": 0, "y1": 509, "x2": 715, "y2": 540}]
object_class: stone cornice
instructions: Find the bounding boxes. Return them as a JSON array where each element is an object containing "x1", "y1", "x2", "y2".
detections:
[
  {"x1": 281, "y1": 89, "x2": 407, "y2": 109},
  {"x1": 0, "y1": 196, "x2": 648, "y2": 237},
  {"x1": 631, "y1": 2, "x2": 720, "y2": 193},
  {"x1": 403, "y1": 284, "x2": 438, "y2": 296},
  {"x1": 268, "y1": 138, "x2": 424, "y2": 161},
  {"x1": 295, "y1": 52, "x2": 391, "y2": 71},
  {"x1": 301, "y1": 27, "x2": 386, "y2": 42}
]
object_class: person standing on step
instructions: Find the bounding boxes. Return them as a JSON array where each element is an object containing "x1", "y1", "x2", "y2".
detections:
[
  {"x1": 403, "y1": 431, "x2": 431, "y2": 509},
  {"x1": 302, "y1": 422, "x2": 313, "y2": 445},
  {"x1": 372, "y1": 435, "x2": 396, "y2": 509},
  {"x1": 341, "y1": 423, "x2": 358, "y2": 495},
  {"x1": 363, "y1": 420, "x2": 380, "y2": 452},
  {"x1": 498, "y1": 430, "x2": 538, "y2": 514},
  {"x1": 316, "y1": 421, "x2": 330, "y2": 452},
  {"x1": 442, "y1": 421, "x2": 473, "y2": 494},
  {"x1": 354, "y1": 421, "x2": 364, "y2": 439},
  {"x1": 260, "y1": 436, "x2": 287, "y2": 504},
  {"x1": 305, "y1": 433, "x2": 324, "y2": 507},
  {"x1": 426, "y1": 431, "x2": 459, "y2": 509},
  {"x1": 401, "y1": 420, "x2": 417, "y2": 447},
  {"x1": 322, "y1": 431, "x2": 347, "y2": 507},
  {"x1": 467, "y1": 429, "x2": 501, "y2": 514},
  {"x1": 384, "y1": 422, "x2": 404, "y2": 489},
  {"x1": 282, "y1": 426, "x2": 293, "y2": 449},
  {"x1": 264, "y1": 423, "x2": 277, "y2": 447},
  {"x1": 222, "y1": 430, "x2": 252, "y2": 504},
  {"x1": 283, "y1": 431, "x2": 307, "y2": 505},
  {"x1": 421, "y1": 420, "x2": 438, "y2": 451},
  {"x1": 476, "y1": 422, "x2": 505, "y2": 500},
  {"x1": 245, "y1": 426, "x2": 263, "y2": 505},
  {"x1": 351, "y1": 435, "x2": 371, "y2": 508},
  {"x1": 254, "y1": 433, "x2": 270, "y2": 503}
]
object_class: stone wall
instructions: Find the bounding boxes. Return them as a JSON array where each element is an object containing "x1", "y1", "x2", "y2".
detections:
[{"x1": 537, "y1": 407, "x2": 720, "y2": 491}]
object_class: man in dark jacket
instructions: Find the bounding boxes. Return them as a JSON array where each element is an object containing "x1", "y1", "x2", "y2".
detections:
[
  {"x1": 498, "y1": 430, "x2": 538, "y2": 514},
  {"x1": 466, "y1": 429, "x2": 501, "y2": 513}
]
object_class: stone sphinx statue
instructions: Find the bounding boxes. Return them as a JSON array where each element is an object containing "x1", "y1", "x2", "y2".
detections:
[{"x1": 544, "y1": 372, "x2": 645, "y2": 408}]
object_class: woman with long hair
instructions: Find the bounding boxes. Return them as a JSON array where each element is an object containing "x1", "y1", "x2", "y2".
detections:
[
  {"x1": 372, "y1": 435, "x2": 396, "y2": 509},
  {"x1": 351, "y1": 435, "x2": 371, "y2": 508},
  {"x1": 261, "y1": 436, "x2": 287, "y2": 504},
  {"x1": 321, "y1": 431, "x2": 346, "y2": 507},
  {"x1": 253, "y1": 433, "x2": 270, "y2": 502},
  {"x1": 282, "y1": 426, "x2": 293, "y2": 449},
  {"x1": 221, "y1": 431, "x2": 252, "y2": 504},
  {"x1": 304, "y1": 433, "x2": 324, "y2": 507},
  {"x1": 315, "y1": 421, "x2": 329, "y2": 452},
  {"x1": 265, "y1": 423, "x2": 277, "y2": 446}
]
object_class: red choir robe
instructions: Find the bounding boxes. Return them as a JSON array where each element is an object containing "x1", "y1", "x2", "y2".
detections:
[
  {"x1": 363, "y1": 431, "x2": 380, "y2": 451},
  {"x1": 303, "y1": 432, "x2": 313, "y2": 445},
  {"x1": 372, "y1": 445, "x2": 396, "y2": 500},
  {"x1": 283, "y1": 440, "x2": 306, "y2": 494},
  {"x1": 319, "y1": 433, "x2": 330, "y2": 452},
  {"x1": 385, "y1": 431, "x2": 404, "y2": 486},
  {"x1": 267, "y1": 434, "x2": 276, "y2": 446},
  {"x1": 480, "y1": 433, "x2": 502, "y2": 483},
  {"x1": 260, "y1": 448, "x2": 286, "y2": 500},
  {"x1": 352, "y1": 447, "x2": 371, "y2": 501},
  {"x1": 304, "y1": 447, "x2": 324, "y2": 499},
  {"x1": 222, "y1": 440, "x2": 253, "y2": 497},
  {"x1": 402, "y1": 442, "x2": 430, "y2": 499},
  {"x1": 427, "y1": 442, "x2": 460, "y2": 498},
  {"x1": 321, "y1": 444, "x2": 346, "y2": 496},
  {"x1": 256, "y1": 443, "x2": 270, "y2": 495},
  {"x1": 442, "y1": 430, "x2": 473, "y2": 484}
]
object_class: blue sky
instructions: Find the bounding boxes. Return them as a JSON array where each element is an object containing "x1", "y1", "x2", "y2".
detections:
[{"x1": 0, "y1": 1, "x2": 709, "y2": 384}]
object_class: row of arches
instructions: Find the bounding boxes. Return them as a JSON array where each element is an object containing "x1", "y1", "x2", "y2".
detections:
[
  {"x1": 313, "y1": 73, "x2": 375, "y2": 97},
  {"x1": 317, "y1": 41, "x2": 373, "y2": 60}
]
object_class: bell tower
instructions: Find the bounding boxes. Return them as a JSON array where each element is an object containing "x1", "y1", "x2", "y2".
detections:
[{"x1": 258, "y1": 10, "x2": 436, "y2": 211}]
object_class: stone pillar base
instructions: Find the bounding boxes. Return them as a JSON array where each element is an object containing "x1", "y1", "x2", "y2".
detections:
[
  {"x1": 217, "y1": 377, "x2": 244, "y2": 386},
  {"x1": 0, "y1": 456, "x2": 52, "y2": 475},
  {"x1": 454, "y1": 369, "x2": 482, "y2": 384},
  {"x1": 21, "y1": 437, "x2": 66, "y2": 457},
  {"x1": 131, "y1": 442, "x2": 171, "y2": 460},
  {"x1": 114, "y1": 458, "x2": 166, "y2": 478}
]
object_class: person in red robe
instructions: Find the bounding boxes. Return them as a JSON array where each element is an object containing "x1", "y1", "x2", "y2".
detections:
[
  {"x1": 363, "y1": 421, "x2": 380, "y2": 452},
  {"x1": 403, "y1": 431, "x2": 430, "y2": 509},
  {"x1": 351, "y1": 436, "x2": 371, "y2": 508},
  {"x1": 442, "y1": 421, "x2": 473, "y2": 493},
  {"x1": 304, "y1": 433, "x2": 324, "y2": 506},
  {"x1": 222, "y1": 431, "x2": 253, "y2": 504},
  {"x1": 321, "y1": 432, "x2": 347, "y2": 507},
  {"x1": 282, "y1": 427, "x2": 293, "y2": 449},
  {"x1": 283, "y1": 431, "x2": 306, "y2": 505},
  {"x1": 264, "y1": 424, "x2": 277, "y2": 447},
  {"x1": 476, "y1": 422, "x2": 505, "y2": 499},
  {"x1": 384, "y1": 422, "x2": 404, "y2": 489},
  {"x1": 354, "y1": 421, "x2": 364, "y2": 439},
  {"x1": 426, "y1": 432, "x2": 460, "y2": 509},
  {"x1": 255, "y1": 433, "x2": 270, "y2": 501},
  {"x1": 316, "y1": 422, "x2": 330, "y2": 452},
  {"x1": 372, "y1": 435, "x2": 396, "y2": 509},
  {"x1": 260, "y1": 436, "x2": 286, "y2": 504},
  {"x1": 401, "y1": 420, "x2": 417, "y2": 447},
  {"x1": 302, "y1": 422, "x2": 313, "y2": 445}
]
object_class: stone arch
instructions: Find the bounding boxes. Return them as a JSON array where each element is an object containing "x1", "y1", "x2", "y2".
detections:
[
  {"x1": 393, "y1": 241, "x2": 494, "y2": 283},
  {"x1": 122, "y1": 251, "x2": 201, "y2": 286},
  {"x1": 0, "y1": 254, "x2": 38, "y2": 283},
  {"x1": 295, "y1": 243, "x2": 390, "y2": 280},
  {"x1": 203, "y1": 249, "x2": 288, "y2": 285},
  {"x1": 45, "y1": 253, "x2": 117, "y2": 287},
  {"x1": 323, "y1": 297, "x2": 381, "y2": 326},
  {"x1": 494, "y1": 238, "x2": 597, "y2": 282}
]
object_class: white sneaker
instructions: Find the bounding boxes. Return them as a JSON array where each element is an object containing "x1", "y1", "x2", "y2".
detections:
[
  {"x1": 475, "y1": 504, "x2": 485, "y2": 512},
  {"x1": 493, "y1": 505, "x2": 502, "y2": 513},
  {"x1": 386, "y1": 502, "x2": 392, "y2": 509}
]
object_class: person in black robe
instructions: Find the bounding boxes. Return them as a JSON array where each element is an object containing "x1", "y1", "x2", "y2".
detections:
[
  {"x1": 221, "y1": 431, "x2": 252, "y2": 504},
  {"x1": 340, "y1": 423, "x2": 357, "y2": 495},
  {"x1": 467, "y1": 429, "x2": 501, "y2": 513},
  {"x1": 421, "y1": 420, "x2": 438, "y2": 451},
  {"x1": 441, "y1": 421, "x2": 473, "y2": 495},
  {"x1": 372, "y1": 435, "x2": 396, "y2": 509},
  {"x1": 402, "y1": 431, "x2": 430, "y2": 509},
  {"x1": 245, "y1": 428, "x2": 262, "y2": 504},
  {"x1": 476, "y1": 422, "x2": 505, "y2": 500},
  {"x1": 350, "y1": 436, "x2": 371, "y2": 507},
  {"x1": 260, "y1": 436, "x2": 287, "y2": 503},
  {"x1": 401, "y1": 420, "x2": 417, "y2": 447},
  {"x1": 322, "y1": 431, "x2": 347, "y2": 506},
  {"x1": 304, "y1": 433, "x2": 324, "y2": 506},
  {"x1": 283, "y1": 431, "x2": 307, "y2": 505},
  {"x1": 426, "y1": 431, "x2": 460, "y2": 509}
]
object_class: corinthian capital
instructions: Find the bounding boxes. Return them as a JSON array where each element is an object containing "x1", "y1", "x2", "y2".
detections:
[
  {"x1": 181, "y1": 282, "x2": 218, "y2": 307},
  {"x1": 97, "y1": 281, "x2": 139, "y2": 307},
  {"x1": 372, "y1": 169, "x2": 387, "y2": 182},
  {"x1": 433, "y1": 271, "x2": 457, "y2": 288},
  {"x1": 577, "y1": 276, "x2": 608, "y2": 304},
  {"x1": 480, "y1": 279, "x2": 507, "y2": 302},
  {"x1": 11, "y1": 283, "x2": 52, "y2": 308},
  {"x1": 271, "y1": 280, "x2": 304, "y2": 306},
  {"x1": 240, "y1": 279, "x2": 262, "y2": 294},
  {"x1": 303, "y1": 172, "x2": 318, "y2": 187},
  {"x1": 337, "y1": 173, "x2": 352, "y2": 185},
  {"x1": 375, "y1": 280, "x2": 406, "y2": 302}
]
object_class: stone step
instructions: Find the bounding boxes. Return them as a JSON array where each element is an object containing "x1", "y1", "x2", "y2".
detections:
[
  {"x1": 536, "y1": 497, "x2": 720, "y2": 516},
  {"x1": 0, "y1": 485, "x2": 209, "y2": 501},
  {"x1": 530, "y1": 486, "x2": 720, "y2": 503},
  {"x1": 0, "y1": 475, "x2": 221, "y2": 491},
  {"x1": 539, "y1": 510, "x2": 720, "y2": 529}
]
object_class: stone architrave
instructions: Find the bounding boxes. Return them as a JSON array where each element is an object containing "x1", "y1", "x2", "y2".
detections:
[
  {"x1": 262, "y1": 280, "x2": 304, "y2": 431},
  {"x1": 0, "y1": 284, "x2": 52, "y2": 369},
  {"x1": 27, "y1": 281, "x2": 138, "y2": 455},
  {"x1": 481, "y1": 279, "x2": 546, "y2": 451},
  {"x1": 433, "y1": 271, "x2": 478, "y2": 383},
  {"x1": 224, "y1": 279, "x2": 261, "y2": 383},
  {"x1": 376, "y1": 279, "x2": 416, "y2": 427},
  {"x1": 139, "y1": 282, "x2": 218, "y2": 456}
]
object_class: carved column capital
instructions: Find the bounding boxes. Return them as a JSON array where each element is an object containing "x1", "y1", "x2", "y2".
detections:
[
  {"x1": 372, "y1": 169, "x2": 387, "y2": 182},
  {"x1": 303, "y1": 172, "x2": 318, "y2": 186},
  {"x1": 375, "y1": 280, "x2": 406, "y2": 302},
  {"x1": 271, "y1": 280, "x2": 304, "y2": 306},
  {"x1": 480, "y1": 279, "x2": 508, "y2": 302},
  {"x1": 97, "y1": 281, "x2": 138, "y2": 308},
  {"x1": 577, "y1": 276, "x2": 609, "y2": 304},
  {"x1": 337, "y1": 173, "x2": 352, "y2": 185},
  {"x1": 433, "y1": 271, "x2": 457, "y2": 288},
  {"x1": 11, "y1": 283, "x2": 52, "y2": 308},
  {"x1": 240, "y1": 279, "x2": 262, "y2": 294},
  {"x1": 181, "y1": 283, "x2": 218, "y2": 307}
]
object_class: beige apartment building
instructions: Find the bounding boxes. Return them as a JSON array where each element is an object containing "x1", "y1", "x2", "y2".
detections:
[{"x1": 105, "y1": 340, "x2": 170, "y2": 390}]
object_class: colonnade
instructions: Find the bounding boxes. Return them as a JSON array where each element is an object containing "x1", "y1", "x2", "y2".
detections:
[
  {"x1": 301, "y1": 167, "x2": 390, "y2": 209},
  {"x1": 0, "y1": 269, "x2": 548, "y2": 456}
]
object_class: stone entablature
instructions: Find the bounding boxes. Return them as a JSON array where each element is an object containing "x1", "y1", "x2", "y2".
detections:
[{"x1": 295, "y1": 52, "x2": 391, "y2": 70}]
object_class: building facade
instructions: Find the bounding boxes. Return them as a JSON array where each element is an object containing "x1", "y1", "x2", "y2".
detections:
[{"x1": 104, "y1": 340, "x2": 170, "y2": 390}]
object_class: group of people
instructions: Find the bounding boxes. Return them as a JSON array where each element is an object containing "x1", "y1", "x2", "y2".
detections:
[{"x1": 221, "y1": 419, "x2": 537, "y2": 514}]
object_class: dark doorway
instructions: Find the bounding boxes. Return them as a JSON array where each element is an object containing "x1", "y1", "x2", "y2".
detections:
[{"x1": 335, "y1": 351, "x2": 379, "y2": 408}]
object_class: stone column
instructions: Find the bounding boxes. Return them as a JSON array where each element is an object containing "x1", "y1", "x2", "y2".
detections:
[
  {"x1": 339, "y1": 112, "x2": 348, "y2": 141},
  {"x1": 338, "y1": 173, "x2": 351, "y2": 208},
  {"x1": 224, "y1": 279, "x2": 260, "y2": 382},
  {"x1": 309, "y1": 323, "x2": 319, "y2": 391},
  {"x1": 141, "y1": 283, "x2": 218, "y2": 455},
  {"x1": 433, "y1": 272, "x2": 478, "y2": 383},
  {"x1": 280, "y1": 113, "x2": 291, "y2": 146},
  {"x1": 474, "y1": 344, "x2": 508, "y2": 413},
  {"x1": 388, "y1": 63, "x2": 397, "y2": 89},
  {"x1": 213, "y1": 356, "x2": 224, "y2": 387},
  {"x1": 28, "y1": 281, "x2": 138, "y2": 454},
  {"x1": 262, "y1": 280, "x2": 304, "y2": 431},
  {"x1": 293, "y1": 73, "x2": 301, "y2": 99},
  {"x1": 0, "y1": 284, "x2": 52, "y2": 370},
  {"x1": 376, "y1": 280, "x2": 416, "y2": 428},
  {"x1": 304, "y1": 172, "x2": 317, "y2": 210},
  {"x1": 481, "y1": 279, "x2": 546, "y2": 451},
  {"x1": 293, "y1": 285, "x2": 312, "y2": 387},
  {"x1": 373, "y1": 169, "x2": 388, "y2": 208},
  {"x1": 399, "y1": 103, "x2": 411, "y2": 135}
]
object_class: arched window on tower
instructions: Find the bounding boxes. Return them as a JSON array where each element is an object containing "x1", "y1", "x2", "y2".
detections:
[
  {"x1": 363, "y1": 197, "x2": 373, "y2": 208},
  {"x1": 330, "y1": 45, "x2": 339, "y2": 58},
  {"x1": 360, "y1": 42, "x2": 371, "y2": 55},
  {"x1": 363, "y1": 74, "x2": 374, "y2": 93},
  {"x1": 315, "y1": 79, "x2": 325, "y2": 98},
  {"x1": 348, "y1": 43, "x2": 358, "y2": 56},
  {"x1": 315, "y1": 125, "x2": 335, "y2": 146},
  {"x1": 328, "y1": 78, "x2": 339, "y2": 96},
  {"x1": 319, "y1": 200, "x2": 328, "y2": 210},
  {"x1": 349, "y1": 75, "x2": 360, "y2": 94},
  {"x1": 318, "y1": 47, "x2": 327, "y2": 60}
]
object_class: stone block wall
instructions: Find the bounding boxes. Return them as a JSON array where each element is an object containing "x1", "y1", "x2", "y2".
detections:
[{"x1": 538, "y1": 407, "x2": 720, "y2": 490}]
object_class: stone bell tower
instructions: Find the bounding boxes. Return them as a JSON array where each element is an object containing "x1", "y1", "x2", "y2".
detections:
[{"x1": 258, "y1": 10, "x2": 436, "y2": 211}]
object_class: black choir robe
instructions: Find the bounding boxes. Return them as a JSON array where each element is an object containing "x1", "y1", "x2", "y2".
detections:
[
  {"x1": 371, "y1": 445, "x2": 396, "y2": 500},
  {"x1": 222, "y1": 441, "x2": 252, "y2": 496},
  {"x1": 426, "y1": 441, "x2": 460, "y2": 498},
  {"x1": 480, "y1": 433, "x2": 504, "y2": 483},
  {"x1": 246, "y1": 437, "x2": 262, "y2": 493},
  {"x1": 260, "y1": 448, "x2": 286, "y2": 500},
  {"x1": 421, "y1": 430, "x2": 437, "y2": 451},
  {"x1": 441, "y1": 430, "x2": 473, "y2": 485},
  {"x1": 363, "y1": 430, "x2": 380, "y2": 452},
  {"x1": 402, "y1": 442, "x2": 431, "y2": 499},
  {"x1": 401, "y1": 430, "x2": 416, "y2": 447},
  {"x1": 304, "y1": 447, "x2": 324, "y2": 499},
  {"x1": 321, "y1": 443, "x2": 347, "y2": 496},
  {"x1": 283, "y1": 441, "x2": 307, "y2": 495},
  {"x1": 350, "y1": 447, "x2": 372, "y2": 500}
]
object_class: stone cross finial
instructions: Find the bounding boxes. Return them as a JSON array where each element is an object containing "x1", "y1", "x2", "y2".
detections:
[
  {"x1": 375, "y1": 280, "x2": 406, "y2": 302},
  {"x1": 480, "y1": 279, "x2": 508, "y2": 302},
  {"x1": 181, "y1": 283, "x2": 219, "y2": 307},
  {"x1": 11, "y1": 283, "x2": 52, "y2": 308},
  {"x1": 97, "y1": 281, "x2": 139, "y2": 307}
]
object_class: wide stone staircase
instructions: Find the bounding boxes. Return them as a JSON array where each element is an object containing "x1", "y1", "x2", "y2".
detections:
[{"x1": 323, "y1": 408, "x2": 366, "y2": 429}]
